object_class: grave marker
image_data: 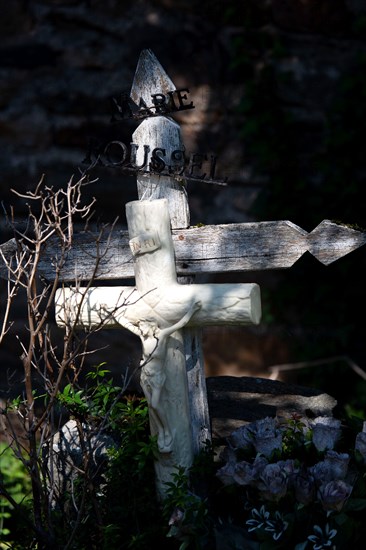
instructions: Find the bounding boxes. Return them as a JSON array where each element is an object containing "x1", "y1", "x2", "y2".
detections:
[
  {"x1": 55, "y1": 198, "x2": 261, "y2": 497},
  {"x1": 1, "y1": 49, "x2": 366, "y2": 499}
]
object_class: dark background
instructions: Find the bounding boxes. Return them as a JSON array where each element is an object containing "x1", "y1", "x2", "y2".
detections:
[{"x1": 1, "y1": 0, "x2": 366, "y2": 415}]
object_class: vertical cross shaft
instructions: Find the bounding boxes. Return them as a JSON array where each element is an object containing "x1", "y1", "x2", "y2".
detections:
[{"x1": 130, "y1": 49, "x2": 210, "y2": 458}]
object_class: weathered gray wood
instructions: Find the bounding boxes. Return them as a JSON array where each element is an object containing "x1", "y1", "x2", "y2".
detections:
[
  {"x1": 0, "y1": 238, "x2": 20, "y2": 280},
  {"x1": 130, "y1": 48, "x2": 176, "y2": 112},
  {"x1": 129, "y1": 49, "x2": 210, "y2": 459},
  {"x1": 134, "y1": 117, "x2": 190, "y2": 227},
  {"x1": 130, "y1": 49, "x2": 191, "y2": 227},
  {"x1": 2, "y1": 219, "x2": 363, "y2": 282}
]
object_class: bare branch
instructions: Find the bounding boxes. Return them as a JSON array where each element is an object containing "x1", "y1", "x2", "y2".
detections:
[{"x1": 268, "y1": 354, "x2": 366, "y2": 381}]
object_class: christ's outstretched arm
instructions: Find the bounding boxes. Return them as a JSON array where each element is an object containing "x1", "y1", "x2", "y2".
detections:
[{"x1": 159, "y1": 300, "x2": 201, "y2": 340}]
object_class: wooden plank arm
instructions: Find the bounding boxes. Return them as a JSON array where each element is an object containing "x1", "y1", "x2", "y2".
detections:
[{"x1": 1, "y1": 220, "x2": 365, "y2": 282}]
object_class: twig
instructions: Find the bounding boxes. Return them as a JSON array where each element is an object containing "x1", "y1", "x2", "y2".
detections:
[{"x1": 268, "y1": 354, "x2": 366, "y2": 381}]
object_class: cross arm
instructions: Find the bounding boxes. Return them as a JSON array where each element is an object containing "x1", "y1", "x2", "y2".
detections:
[{"x1": 1, "y1": 219, "x2": 365, "y2": 282}]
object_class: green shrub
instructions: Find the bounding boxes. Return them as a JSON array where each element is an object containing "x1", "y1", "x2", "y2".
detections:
[
  {"x1": 47, "y1": 363, "x2": 169, "y2": 549},
  {"x1": 0, "y1": 441, "x2": 32, "y2": 549}
]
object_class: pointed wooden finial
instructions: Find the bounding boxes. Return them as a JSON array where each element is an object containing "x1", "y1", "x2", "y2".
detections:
[
  {"x1": 130, "y1": 49, "x2": 176, "y2": 107},
  {"x1": 307, "y1": 220, "x2": 366, "y2": 265}
]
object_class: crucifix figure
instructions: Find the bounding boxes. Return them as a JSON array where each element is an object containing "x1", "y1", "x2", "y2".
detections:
[
  {"x1": 55, "y1": 198, "x2": 261, "y2": 498},
  {"x1": 111, "y1": 299, "x2": 202, "y2": 453}
]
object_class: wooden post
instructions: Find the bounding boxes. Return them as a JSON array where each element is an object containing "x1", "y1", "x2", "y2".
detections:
[{"x1": 130, "y1": 49, "x2": 210, "y2": 455}]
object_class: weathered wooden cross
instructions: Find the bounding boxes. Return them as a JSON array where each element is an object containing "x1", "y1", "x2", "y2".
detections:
[{"x1": 1, "y1": 49, "x2": 366, "y2": 499}]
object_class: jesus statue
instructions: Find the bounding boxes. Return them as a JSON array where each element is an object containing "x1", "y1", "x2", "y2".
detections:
[{"x1": 108, "y1": 299, "x2": 201, "y2": 452}]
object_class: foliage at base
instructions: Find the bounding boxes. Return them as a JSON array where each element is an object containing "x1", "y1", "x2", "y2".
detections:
[{"x1": 2, "y1": 363, "x2": 366, "y2": 550}]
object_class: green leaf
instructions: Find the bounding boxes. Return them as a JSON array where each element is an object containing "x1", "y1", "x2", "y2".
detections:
[
  {"x1": 62, "y1": 383, "x2": 71, "y2": 396},
  {"x1": 344, "y1": 497, "x2": 366, "y2": 511},
  {"x1": 334, "y1": 512, "x2": 350, "y2": 526}
]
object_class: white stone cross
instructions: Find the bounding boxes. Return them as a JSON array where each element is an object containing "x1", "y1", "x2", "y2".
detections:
[{"x1": 55, "y1": 197, "x2": 261, "y2": 498}]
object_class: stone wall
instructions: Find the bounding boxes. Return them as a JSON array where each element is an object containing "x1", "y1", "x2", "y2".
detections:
[
  {"x1": 1, "y1": 0, "x2": 255, "y2": 226},
  {"x1": 2, "y1": 1, "x2": 365, "y2": 224},
  {"x1": 1, "y1": 1, "x2": 366, "y2": 402}
]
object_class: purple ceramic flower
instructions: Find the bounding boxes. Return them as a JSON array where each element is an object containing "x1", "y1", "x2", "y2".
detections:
[
  {"x1": 311, "y1": 451, "x2": 350, "y2": 486},
  {"x1": 246, "y1": 504, "x2": 270, "y2": 532},
  {"x1": 277, "y1": 459, "x2": 299, "y2": 478},
  {"x1": 324, "y1": 450, "x2": 350, "y2": 480},
  {"x1": 246, "y1": 506, "x2": 288, "y2": 541},
  {"x1": 355, "y1": 421, "x2": 366, "y2": 462},
  {"x1": 227, "y1": 424, "x2": 253, "y2": 450},
  {"x1": 219, "y1": 445, "x2": 237, "y2": 466},
  {"x1": 265, "y1": 510, "x2": 289, "y2": 541},
  {"x1": 318, "y1": 479, "x2": 353, "y2": 512},
  {"x1": 216, "y1": 461, "x2": 236, "y2": 486},
  {"x1": 293, "y1": 471, "x2": 316, "y2": 505},
  {"x1": 258, "y1": 462, "x2": 288, "y2": 501},
  {"x1": 311, "y1": 461, "x2": 332, "y2": 485},
  {"x1": 311, "y1": 416, "x2": 341, "y2": 452},
  {"x1": 252, "y1": 417, "x2": 283, "y2": 458},
  {"x1": 233, "y1": 456, "x2": 268, "y2": 486},
  {"x1": 308, "y1": 523, "x2": 337, "y2": 549}
]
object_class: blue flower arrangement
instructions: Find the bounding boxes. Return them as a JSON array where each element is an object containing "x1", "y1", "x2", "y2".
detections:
[{"x1": 214, "y1": 414, "x2": 366, "y2": 549}]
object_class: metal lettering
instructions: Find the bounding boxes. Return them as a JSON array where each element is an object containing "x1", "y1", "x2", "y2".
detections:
[
  {"x1": 175, "y1": 88, "x2": 194, "y2": 111},
  {"x1": 81, "y1": 141, "x2": 227, "y2": 186},
  {"x1": 149, "y1": 148, "x2": 166, "y2": 173},
  {"x1": 166, "y1": 90, "x2": 178, "y2": 111},
  {"x1": 137, "y1": 96, "x2": 153, "y2": 117},
  {"x1": 209, "y1": 154, "x2": 217, "y2": 180},
  {"x1": 188, "y1": 153, "x2": 207, "y2": 180},
  {"x1": 103, "y1": 141, "x2": 128, "y2": 166},
  {"x1": 169, "y1": 149, "x2": 185, "y2": 176},
  {"x1": 110, "y1": 88, "x2": 195, "y2": 120},
  {"x1": 151, "y1": 93, "x2": 169, "y2": 114},
  {"x1": 82, "y1": 137, "x2": 105, "y2": 166},
  {"x1": 129, "y1": 143, "x2": 150, "y2": 169},
  {"x1": 110, "y1": 92, "x2": 136, "y2": 122}
]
